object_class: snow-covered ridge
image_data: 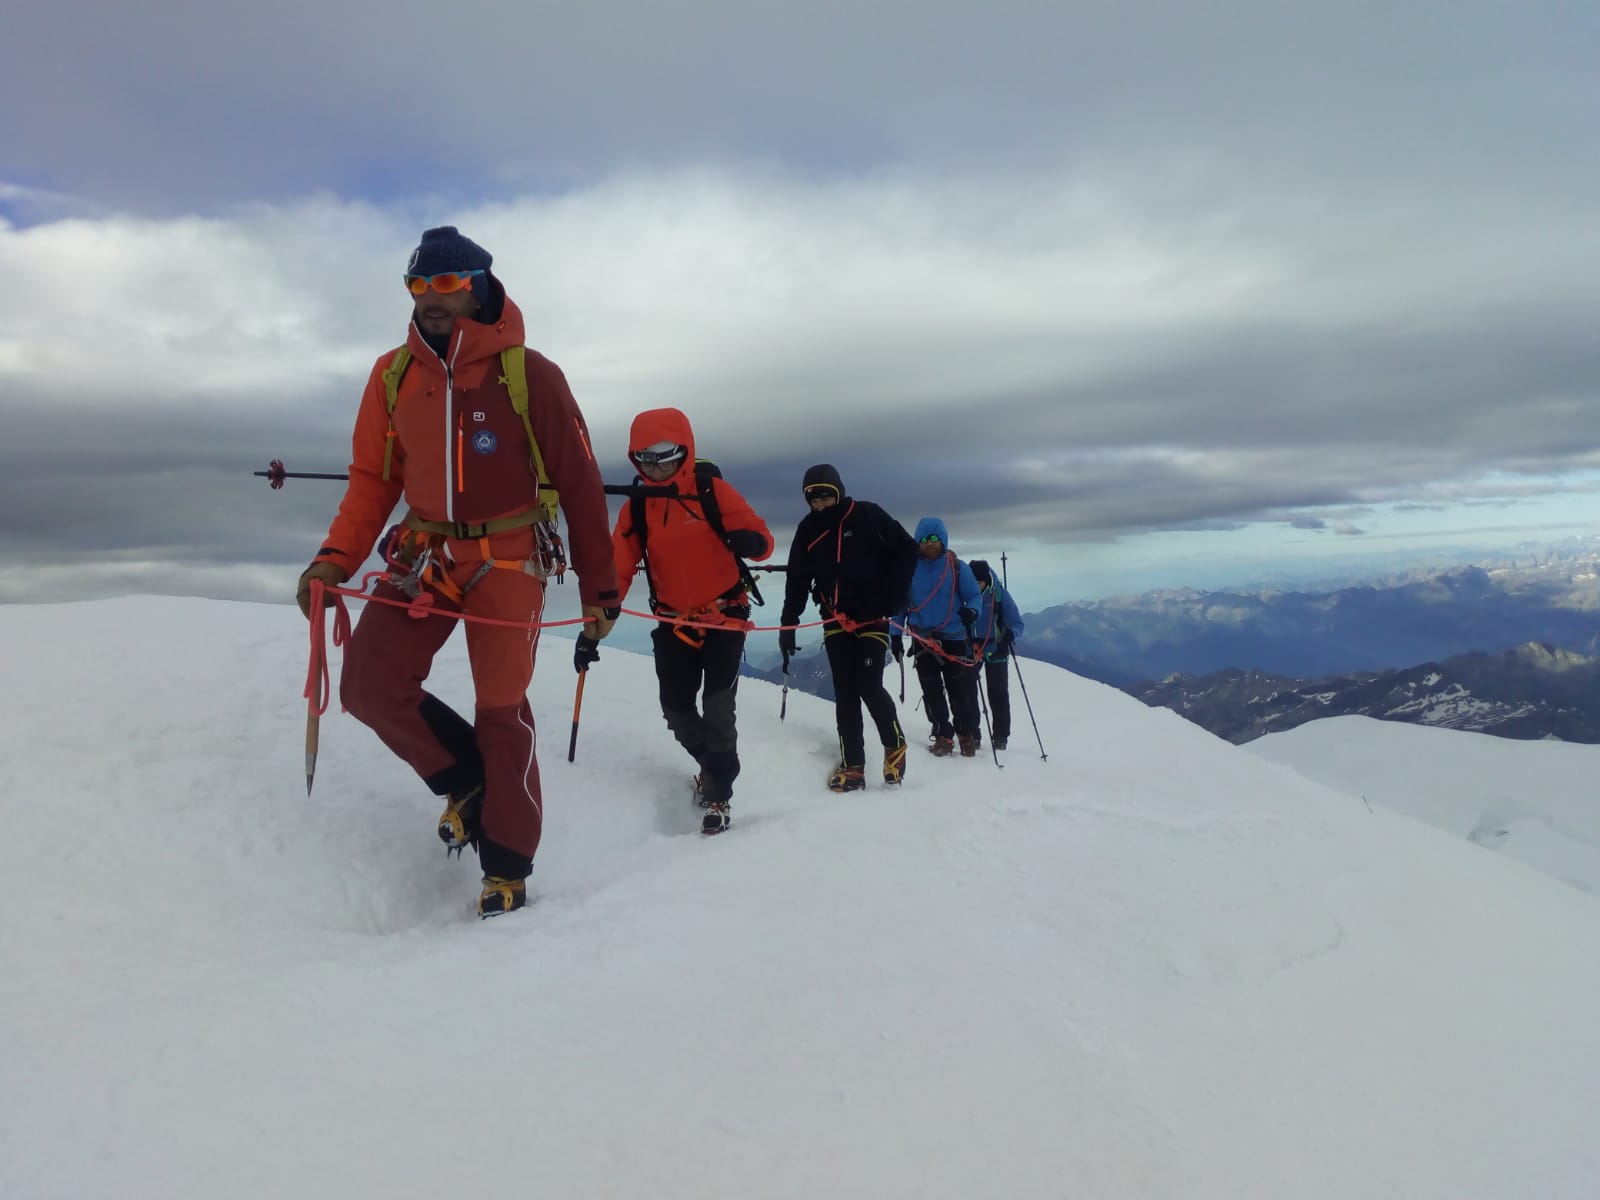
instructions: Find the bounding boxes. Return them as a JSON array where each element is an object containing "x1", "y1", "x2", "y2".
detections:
[
  {"x1": 3, "y1": 597, "x2": 1598, "y2": 1199},
  {"x1": 1250, "y1": 715, "x2": 1600, "y2": 896}
]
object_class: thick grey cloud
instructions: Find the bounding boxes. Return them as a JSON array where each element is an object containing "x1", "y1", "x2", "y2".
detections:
[
  {"x1": 5, "y1": 2, "x2": 1596, "y2": 214},
  {"x1": 2, "y1": 3, "x2": 1598, "y2": 606}
]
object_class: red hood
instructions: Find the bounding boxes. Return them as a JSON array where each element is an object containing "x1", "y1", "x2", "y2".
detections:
[
  {"x1": 405, "y1": 293, "x2": 527, "y2": 366},
  {"x1": 628, "y1": 407, "x2": 697, "y2": 486}
]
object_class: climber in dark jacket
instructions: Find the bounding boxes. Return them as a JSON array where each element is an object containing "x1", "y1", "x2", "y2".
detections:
[{"x1": 780, "y1": 464, "x2": 919, "y2": 792}]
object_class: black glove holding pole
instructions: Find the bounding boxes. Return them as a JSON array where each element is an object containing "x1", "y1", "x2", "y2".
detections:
[{"x1": 574, "y1": 633, "x2": 601, "y2": 673}]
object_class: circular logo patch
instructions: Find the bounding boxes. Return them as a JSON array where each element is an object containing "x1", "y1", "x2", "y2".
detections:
[{"x1": 472, "y1": 430, "x2": 498, "y2": 455}]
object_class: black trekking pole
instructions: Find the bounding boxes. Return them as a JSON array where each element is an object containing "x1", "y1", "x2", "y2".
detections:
[
  {"x1": 1009, "y1": 654, "x2": 1047, "y2": 761},
  {"x1": 780, "y1": 662, "x2": 790, "y2": 721},
  {"x1": 257, "y1": 460, "x2": 808, "y2": 517},
  {"x1": 256, "y1": 459, "x2": 350, "y2": 489},
  {"x1": 973, "y1": 651, "x2": 1001, "y2": 767}
]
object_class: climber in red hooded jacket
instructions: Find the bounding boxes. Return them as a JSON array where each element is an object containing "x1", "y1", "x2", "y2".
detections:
[{"x1": 610, "y1": 407, "x2": 772, "y2": 834}]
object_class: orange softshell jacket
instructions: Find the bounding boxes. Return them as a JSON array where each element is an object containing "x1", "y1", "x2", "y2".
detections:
[{"x1": 317, "y1": 297, "x2": 617, "y2": 607}]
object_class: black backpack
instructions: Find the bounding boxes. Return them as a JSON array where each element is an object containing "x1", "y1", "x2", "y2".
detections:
[{"x1": 630, "y1": 459, "x2": 763, "y2": 612}]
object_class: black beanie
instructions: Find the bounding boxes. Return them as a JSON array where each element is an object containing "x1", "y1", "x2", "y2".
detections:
[
  {"x1": 970, "y1": 559, "x2": 993, "y2": 586},
  {"x1": 802, "y1": 463, "x2": 845, "y2": 498},
  {"x1": 408, "y1": 226, "x2": 493, "y2": 276}
]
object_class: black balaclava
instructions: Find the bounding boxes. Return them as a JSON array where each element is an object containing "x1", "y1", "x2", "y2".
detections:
[{"x1": 801, "y1": 464, "x2": 847, "y2": 523}]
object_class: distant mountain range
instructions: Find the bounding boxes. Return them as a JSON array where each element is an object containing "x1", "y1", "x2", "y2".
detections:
[
  {"x1": 745, "y1": 551, "x2": 1600, "y2": 744},
  {"x1": 1127, "y1": 641, "x2": 1600, "y2": 744},
  {"x1": 1022, "y1": 555, "x2": 1600, "y2": 686}
]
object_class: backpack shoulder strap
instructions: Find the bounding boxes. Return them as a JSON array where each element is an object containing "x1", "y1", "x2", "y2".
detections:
[
  {"x1": 635, "y1": 460, "x2": 724, "y2": 555},
  {"x1": 499, "y1": 346, "x2": 559, "y2": 522},
  {"x1": 629, "y1": 478, "x2": 660, "y2": 611},
  {"x1": 379, "y1": 346, "x2": 411, "y2": 480},
  {"x1": 698, "y1": 463, "x2": 763, "y2": 607},
  {"x1": 693, "y1": 460, "x2": 727, "y2": 538}
]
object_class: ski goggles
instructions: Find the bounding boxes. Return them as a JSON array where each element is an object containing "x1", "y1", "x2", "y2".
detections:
[
  {"x1": 804, "y1": 486, "x2": 838, "y2": 503},
  {"x1": 919, "y1": 532, "x2": 943, "y2": 544},
  {"x1": 631, "y1": 445, "x2": 687, "y2": 468},
  {"x1": 404, "y1": 270, "x2": 485, "y2": 296}
]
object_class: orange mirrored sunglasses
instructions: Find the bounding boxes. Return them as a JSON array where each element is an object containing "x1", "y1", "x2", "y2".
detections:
[{"x1": 404, "y1": 270, "x2": 485, "y2": 296}]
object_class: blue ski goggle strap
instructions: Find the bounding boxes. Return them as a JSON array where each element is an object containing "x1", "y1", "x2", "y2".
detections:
[{"x1": 631, "y1": 444, "x2": 687, "y2": 467}]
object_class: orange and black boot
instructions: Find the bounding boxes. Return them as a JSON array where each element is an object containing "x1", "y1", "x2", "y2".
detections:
[
  {"x1": 477, "y1": 876, "x2": 526, "y2": 918},
  {"x1": 883, "y1": 742, "x2": 908, "y2": 785},
  {"x1": 828, "y1": 763, "x2": 867, "y2": 792},
  {"x1": 437, "y1": 784, "x2": 484, "y2": 857}
]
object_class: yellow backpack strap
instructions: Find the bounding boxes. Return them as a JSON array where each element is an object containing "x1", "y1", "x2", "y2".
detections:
[
  {"x1": 379, "y1": 346, "x2": 412, "y2": 481},
  {"x1": 499, "y1": 346, "x2": 559, "y2": 521}
]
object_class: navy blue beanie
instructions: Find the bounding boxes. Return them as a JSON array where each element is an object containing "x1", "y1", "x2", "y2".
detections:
[
  {"x1": 407, "y1": 226, "x2": 496, "y2": 310},
  {"x1": 408, "y1": 226, "x2": 493, "y2": 276}
]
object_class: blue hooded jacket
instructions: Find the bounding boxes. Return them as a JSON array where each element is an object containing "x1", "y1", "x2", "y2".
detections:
[{"x1": 895, "y1": 517, "x2": 983, "y2": 642}]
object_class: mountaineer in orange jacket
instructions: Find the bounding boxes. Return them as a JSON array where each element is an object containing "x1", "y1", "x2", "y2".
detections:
[
  {"x1": 295, "y1": 225, "x2": 620, "y2": 918},
  {"x1": 610, "y1": 408, "x2": 773, "y2": 834}
]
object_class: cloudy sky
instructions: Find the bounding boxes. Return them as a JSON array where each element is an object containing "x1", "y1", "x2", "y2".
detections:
[{"x1": 3, "y1": 0, "x2": 1598, "y2": 611}]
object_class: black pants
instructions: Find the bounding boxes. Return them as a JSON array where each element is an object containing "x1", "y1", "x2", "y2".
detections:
[
  {"x1": 823, "y1": 622, "x2": 906, "y2": 769},
  {"x1": 914, "y1": 638, "x2": 982, "y2": 740},
  {"x1": 652, "y1": 623, "x2": 745, "y2": 802},
  {"x1": 981, "y1": 658, "x2": 1012, "y2": 743}
]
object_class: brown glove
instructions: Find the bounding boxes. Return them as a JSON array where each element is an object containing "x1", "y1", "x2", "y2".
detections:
[
  {"x1": 582, "y1": 603, "x2": 622, "y2": 641},
  {"x1": 297, "y1": 561, "x2": 349, "y2": 618}
]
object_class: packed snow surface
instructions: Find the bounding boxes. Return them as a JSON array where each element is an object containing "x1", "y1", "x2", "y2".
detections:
[{"x1": 3, "y1": 597, "x2": 1598, "y2": 1199}]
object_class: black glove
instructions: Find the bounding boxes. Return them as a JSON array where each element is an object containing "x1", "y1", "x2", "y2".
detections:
[
  {"x1": 1000, "y1": 629, "x2": 1016, "y2": 654},
  {"x1": 890, "y1": 635, "x2": 904, "y2": 664},
  {"x1": 574, "y1": 634, "x2": 601, "y2": 674},
  {"x1": 778, "y1": 627, "x2": 798, "y2": 670},
  {"x1": 958, "y1": 606, "x2": 977, "y2": 629},
  {"x1": 723, "y1": 529, "x2": 767, "y2": 558}
]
